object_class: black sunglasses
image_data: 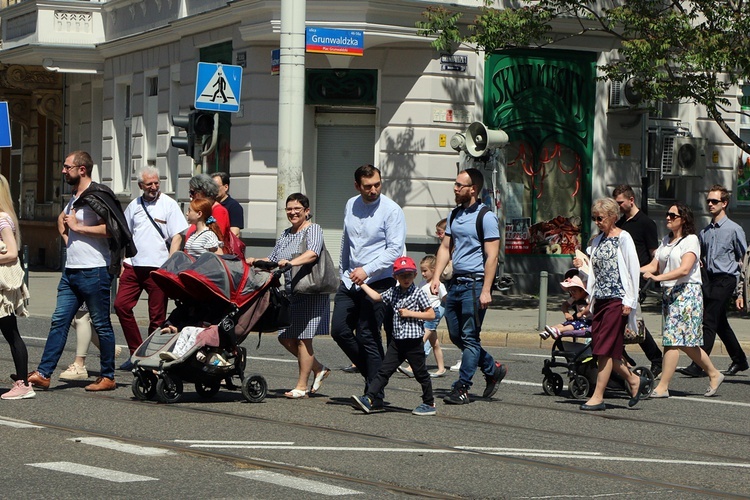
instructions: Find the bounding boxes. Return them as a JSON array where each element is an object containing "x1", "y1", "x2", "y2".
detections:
[
  {"x1": 706, "y1": 198, "x2": 722, "y2": 205},
  {"x1": 591, "y1": 216, "x2": 606, "y2": 222},
  {"x1": 666, "y1": 212, "x2": 681, "y2": 220}
]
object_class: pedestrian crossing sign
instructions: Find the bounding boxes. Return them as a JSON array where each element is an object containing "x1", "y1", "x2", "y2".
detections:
[{"x1": 194, "y1": 62, "x2": 242, "y2": 113}]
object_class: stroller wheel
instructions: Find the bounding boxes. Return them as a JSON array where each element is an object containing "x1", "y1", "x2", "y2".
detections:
[
  {"x1": 569, "y1": 374, "x2": 590, "y2": 399},
  {"x1": 242, "y1": 373, "x2": 268, "y2": 403},
  {"x1": 131, "y1": 371, "x2": 158, "y2": 401},
  {"x1": 156, "y1": 373, "x2": 184, "y2": 404},
  {"x1": 633, "y1": 366, "x2": 655, "y2": 398},
  {"x1": 542, "y1": 373, "x2": 563, "y2": 396},
  {"x1": 195, "y1": 381, "x2": 221, "y2": 399}
]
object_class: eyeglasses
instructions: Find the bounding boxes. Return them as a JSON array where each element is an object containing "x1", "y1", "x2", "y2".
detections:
[
  {"x1": 665, "y1": 212, "x2": 681, "y2": 220},
  {"x1": 189, "y1": 190, "x2": 196, "y2": 197},
  {"x1": 706, "y1": 198, "x2": 722, "y2": 205},
  {"x1": 591, "y1": 216, "x2": 606, "y2": 222},
  {"x1": 454, "y1": 182, "x2": 472, "y2": 190},
  {"x1": 62, "y1": 164, "x2": 78, "y2": 171},
  {"x1": 285, "y1": 207, "x2": 305, "y2": 213}
]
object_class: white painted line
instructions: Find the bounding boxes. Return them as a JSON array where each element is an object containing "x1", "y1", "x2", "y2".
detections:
[
  {"x1": 679, "y1": 396, "x2": 750, "y2": 408},
  {"x1": 228, "y1": 471, "x2": 361, "y2": 496},
  {"x1": 502, "y1": 379, "x2": 540, "y2": 387},
  {"x1": 457, "y1": 447, "x2": 602, "y2": 456},
  {"x1": 246, "y1": 355, "x2": 297, "y2": 364},
  {"x1": 193, "y1": 445, "x2": 458, "y2": 452},
  {"x1": 508, "y1": 353, "x2": 553, "y2": 358},
  {"x1": 0, "y1": 417, "x2": 43, "y2": 429},
  {"x1": 27, "y1": 462, "x2": 158, "y2": 482},
  {"x1": 175, "y1": 440, "x2": 295, "y2": 445},
  {"x1": 70, "y1": 437, "x2": 174, "y2": 456}
]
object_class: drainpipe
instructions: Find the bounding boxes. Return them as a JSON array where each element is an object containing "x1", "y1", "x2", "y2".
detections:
[{"x1": 276, "y1": 0, "x2": 306, "y2": 236}]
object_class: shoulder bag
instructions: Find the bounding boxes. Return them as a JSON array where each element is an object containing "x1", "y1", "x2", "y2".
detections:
[{"x1": 290, "y1": 227, "x2": 339, "y2": 294}]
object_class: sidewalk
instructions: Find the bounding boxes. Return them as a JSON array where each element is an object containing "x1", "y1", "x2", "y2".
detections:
[{"x1": 23, "y1": 270, "x2": 750, "y2": 353}]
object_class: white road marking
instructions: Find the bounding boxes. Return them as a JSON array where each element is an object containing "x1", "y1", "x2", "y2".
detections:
[
  {"x1": 0, "y1": 417, "x2": 44, "y2": 429},
  {"x1": 503, "y1": 379, "x2": 543, "y2": 387},
  {"x1": 71, "y1": 437, "x2": 174, "y2": 456},
  {"x1": 679, "y1": 396, "x2": 750, "y2": 408},
  {"x1": 228, "y1": 470, "x2": 361, "y2": 495},
  {"x1": 175, "y1": 440, "x2": 295, "y2": 445},
  {"x1": 247, "y1": 355, "x2": 297, "y2": 363},
  {"x1": 508, "y1": 352, "x2": 553, "y2": 358},
  {"x1": 27, "y1": 462, "x2": 158, "y2": 482}
]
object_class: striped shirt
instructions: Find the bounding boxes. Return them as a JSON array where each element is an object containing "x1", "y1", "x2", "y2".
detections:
[
  {"x1": 184, "y1": 229, "x2": 221, "y2": 258},
  {"x1": 380, "y1": 283, "x2": 432, "y2": 339}
]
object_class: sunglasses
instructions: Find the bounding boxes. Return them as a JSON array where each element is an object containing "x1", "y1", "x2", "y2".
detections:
[
  {"x1": 665, "y1": 212, "x2": 681, "y2": 220},
  {"x1": 706, "y1": 198, "x2": 722, "y2": 205},
  {"x1": 591, "y1": 216, "x2": 606, "y2": 222}
]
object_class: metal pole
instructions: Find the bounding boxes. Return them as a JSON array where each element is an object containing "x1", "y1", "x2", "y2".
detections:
[
  {"x1": 276, "y1": 0, "x2": 306, "y2": 236},
  {"x1": 538, "y1": 271, "x2": 548, "y2": 331}
]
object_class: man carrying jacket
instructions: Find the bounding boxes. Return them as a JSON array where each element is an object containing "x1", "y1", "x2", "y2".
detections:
[{"x1": 28, "y1": 150, "x2": 135, "y2": 391}]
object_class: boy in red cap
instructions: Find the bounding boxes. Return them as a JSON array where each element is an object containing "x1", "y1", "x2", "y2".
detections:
[{"x1": 352, "y1": 256, "x2": 437, "y2": 415}]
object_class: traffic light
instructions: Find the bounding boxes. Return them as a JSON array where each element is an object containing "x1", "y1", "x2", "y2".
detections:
[{"x1": 171, "y1": 110, "x2": 215, "y2": 163}]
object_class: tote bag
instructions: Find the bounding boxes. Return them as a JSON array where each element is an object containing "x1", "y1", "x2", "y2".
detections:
[{"x1": 290, "y1": 228, "x2": 339, "y2": 294}]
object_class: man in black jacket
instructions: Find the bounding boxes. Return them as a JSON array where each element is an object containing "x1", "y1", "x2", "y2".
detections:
[{"x1": 28, "y1": 151, "x2": 135, "y2": 391}]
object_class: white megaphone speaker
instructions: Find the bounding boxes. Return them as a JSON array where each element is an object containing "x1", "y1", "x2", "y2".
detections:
[{"x1": 464, "y1": 122, "x2": 508, "y2": 158}]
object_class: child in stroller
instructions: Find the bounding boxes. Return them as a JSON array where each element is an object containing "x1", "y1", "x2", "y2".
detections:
[{"x1": 540, "y1": 274, "x2": 592, "y2": 341}]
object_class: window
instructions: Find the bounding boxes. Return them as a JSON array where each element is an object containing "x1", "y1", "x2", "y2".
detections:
[
  {"x1": 646, "y1": 123, "x2": 678, "y2": 201},
  {"x1": 145, "y1": 75, "x2": 158, "y2": 163},
  {"x1": 114, "y1": 82, "x2": 132, "y2": 193}
]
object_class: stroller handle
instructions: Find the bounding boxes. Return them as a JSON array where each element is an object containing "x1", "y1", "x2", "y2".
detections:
[{"x1": 252, "y1": 260, "x2": 292, "y2": 275}]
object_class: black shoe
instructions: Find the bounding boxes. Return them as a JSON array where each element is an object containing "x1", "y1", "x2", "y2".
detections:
[
  {"x1": 482, "y1": 362, "x2": 507, "y2": 399},
  {"x1": 341, "y1": 365, "x2": 359, "y2": 374},
  {"x1": 677, "y1": 363, "x2": 706, "y2": 378},
  {"x1": 443, "y1": 385, "x2": 470, "y2": 405},
  {"x1": 628, "y1": 376, "x2": 649, "y2": 408},
  {"x1": 650, "y1": 363, "x2": 662, "y2": 379},
  {"x1": 579, "y1": 402, "x2": 606, "y2": 411},
  {"x1": 118, "y1": 359, "x2": 134, "y2": 371},
  {"x1": 722, "y1": 360, "x2": 749, "y2": 376}
]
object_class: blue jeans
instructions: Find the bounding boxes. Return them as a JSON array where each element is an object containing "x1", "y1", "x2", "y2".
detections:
[
  {"x1": 443, "y1": 280, "x2": 495, "y2": 389},
  {"x1": 38, "y1": 267, "x2": 116, "y2": 379}
]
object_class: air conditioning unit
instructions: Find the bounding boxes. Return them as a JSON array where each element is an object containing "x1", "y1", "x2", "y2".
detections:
[
  {"x1": 609, "y1": 78, "x2": 645, "y2": 109},
  {"x1": 661, "y1": 136, "x2": 708, "y2": 178}
]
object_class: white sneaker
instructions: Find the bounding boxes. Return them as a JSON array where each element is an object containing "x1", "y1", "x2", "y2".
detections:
[
  {"x1": 450, "y1": 360, "x2": 462, "y2": 371},
  {"x1": 59, "y1": 363, "x2": 89, "y2": 381},
  {"x1": 1, "y1": 380, "x2": 36, "y2": 399}
]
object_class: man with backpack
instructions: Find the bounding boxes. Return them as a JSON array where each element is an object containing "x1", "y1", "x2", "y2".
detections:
[{"x1": 431, "y1": 168, "x2": 507, "y2": 405}]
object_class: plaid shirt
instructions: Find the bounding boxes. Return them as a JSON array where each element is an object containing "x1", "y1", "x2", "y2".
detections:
[{"x1": 380, "y1": 283, "x2": 432, "y2": 339}]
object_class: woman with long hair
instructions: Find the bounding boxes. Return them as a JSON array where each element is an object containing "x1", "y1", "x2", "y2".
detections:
[
  {"x1": 184, "y1": 198, "x2": 224, "y2": 258},
  {"x1": 0, "y1": 174, "x2": 33, "y2": 399},
  {"x1": 641, "y1": 203, "x2": 724, "y2": 397}
]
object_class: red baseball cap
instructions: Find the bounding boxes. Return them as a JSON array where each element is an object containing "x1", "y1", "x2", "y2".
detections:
[{"x1": 393, "y1": 256, "x2": 417, "y2": 275}]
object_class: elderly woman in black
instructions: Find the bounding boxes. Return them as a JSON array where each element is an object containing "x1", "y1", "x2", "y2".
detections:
[{"x1": 573, "y1": 198, "x2": 648, "y2": 411}]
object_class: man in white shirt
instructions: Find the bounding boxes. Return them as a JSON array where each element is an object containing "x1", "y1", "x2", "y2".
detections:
[{"x1": 115, "y1": 166, "x2": 188, "y2": 370}]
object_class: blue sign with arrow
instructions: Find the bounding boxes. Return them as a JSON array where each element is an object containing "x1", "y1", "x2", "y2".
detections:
[{"x1": 195, "y1": 62, "x2": 242, "y2": 113}]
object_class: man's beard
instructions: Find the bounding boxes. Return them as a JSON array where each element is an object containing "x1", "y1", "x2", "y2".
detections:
[
  {"x1": 65, "y1": 176, "x2": 80, "y2": 187},
  {"x1": 455, "y1": 192, "x2": 470, "y2": 205}
]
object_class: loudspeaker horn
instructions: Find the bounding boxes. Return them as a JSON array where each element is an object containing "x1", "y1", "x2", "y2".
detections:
[{"x1": 464, "y1": 122, "x2": 508, "y2": 158}]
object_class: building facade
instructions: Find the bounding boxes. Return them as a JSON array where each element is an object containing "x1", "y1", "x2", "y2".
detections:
[{"x1": 0, "y1": 0, "x2": 746, "y2": 292}]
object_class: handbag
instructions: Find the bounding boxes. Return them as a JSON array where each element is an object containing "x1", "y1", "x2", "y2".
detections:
[
  {"x1": 0, "y1": 257, "x2": 24, "y2": 291},
  {"x1": 253, "y1": 287, "x2": 292, "y2": 332},
  {"x1": 623, "y1": 318, "x2": 645, "y2": 344},
  {"x1": 290, "y1": 227, "x2": 339, "y2": 294},
  {"x1": 224, "y1": 230, "x2": 247, "y2": 259}
]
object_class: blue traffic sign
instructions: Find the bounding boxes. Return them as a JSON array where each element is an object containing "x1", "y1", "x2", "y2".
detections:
[
  {"x1": 0, "y1": 102, "x2": 10, "y2": 148},
  {"x1": 195, "y1": 62, "x2": 242, "y2": 113}
]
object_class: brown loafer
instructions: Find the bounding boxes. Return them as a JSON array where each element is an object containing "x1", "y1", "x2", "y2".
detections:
[
  {"x1": 27, "y1": 371, "x2": 50, "y2": 390},
  {"x1": 85, "y1": 377, "x2": 116, "y2": 392}
]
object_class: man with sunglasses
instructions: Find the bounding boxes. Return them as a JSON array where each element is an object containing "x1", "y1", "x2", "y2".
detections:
[
  {"x1": 612, "y1": 185, "x2": 664, "y2": 378},
  {"x1": 680, "y1": 185, "x2": 748, "y2": 377}
]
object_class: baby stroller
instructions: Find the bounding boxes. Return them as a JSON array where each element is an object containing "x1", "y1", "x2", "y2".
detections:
[
  {"x1": 540, "y1": 334, "x2": 654, "y2": 399},
  {"x1": 128, "y1": 252, "x2": 288, "y2": 404}
]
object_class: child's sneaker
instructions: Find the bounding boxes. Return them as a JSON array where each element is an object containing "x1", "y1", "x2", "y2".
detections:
[
  {"x1": 412, "y1": 403, "x2": 437, "y2": 416},
  {"x1": 545, "y1": 325, "x2": 560, "y2": 339},
  {"x1": 351, "y1": 394, "x2": 372, "y2": 414},
  {"x1": 59, "y1": 363, "x2": 88, "y2": 381},
  {"x1": 1, "y1": 380, "x2": 36, "y2": 400},
  {"x1": 539, "y1": 330, "x2": 550, "y2": 340},
  {"x1": 443, "y1": 384, "x2": 470, "y2": 405},
  {"x1": 449, "y1": 360, "x2": 462, "y2": 371}
]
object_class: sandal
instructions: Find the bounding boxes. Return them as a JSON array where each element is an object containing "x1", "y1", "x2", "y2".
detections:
[
  {"x1": 430, "y1": 370, "x2": 447, "y2": 378},
  {"x1": 284, "y1": 388, "x2": 308, "y2": 399},
  {"x1": 310, "y1": 367, "x2": 331, "y2": 394}
]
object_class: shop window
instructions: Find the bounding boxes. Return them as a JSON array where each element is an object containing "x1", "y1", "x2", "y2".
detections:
[{"x1": 505, "y1": 141, "x2": 583, "y2": 255}]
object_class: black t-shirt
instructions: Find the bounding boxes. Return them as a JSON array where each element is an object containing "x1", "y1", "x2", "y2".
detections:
[
  {"x1": 220, "y1": 195, "x2": 244, "y2": 230},
  {"x1": 616, "y1": 210, "x2": 658, "y2": 267}
]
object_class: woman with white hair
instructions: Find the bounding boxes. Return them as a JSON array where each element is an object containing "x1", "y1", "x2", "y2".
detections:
[{"x1": 573, "y1": 198, "x2": 648, "y2": 411}]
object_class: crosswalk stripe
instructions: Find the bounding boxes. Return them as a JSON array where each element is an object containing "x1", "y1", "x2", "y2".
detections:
[
  {"x1": 71, "y1": 437, "x2": 175, "y2": 456},
  {"x1": 27, "y1": 462, "x2": 158, "y2": 482},
  {"x1": 0, "y1": 417, "x2": 44, "y2": 429},
  {"x1": 228, "y1": 471, "x2": 361, "y2": 496}
]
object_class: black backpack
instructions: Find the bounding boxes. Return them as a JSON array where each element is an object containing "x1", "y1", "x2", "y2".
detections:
[{"x1": 448, "y1": 204, "x2": 491, "y2": 262}]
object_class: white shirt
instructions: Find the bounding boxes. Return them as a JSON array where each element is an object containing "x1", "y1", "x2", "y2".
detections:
[
  {"x1": 656, "y1": 234, "x2": 702, "y2": 287},
  {"x1": 421, "y1": 281, "x2": 446, "y2": 310},
  {"x1": 64, "y1": 195, "x2": 110, "y2": 269},
  {"x1": 123, "y1": 193, "x2": 188, "y2": 267}
]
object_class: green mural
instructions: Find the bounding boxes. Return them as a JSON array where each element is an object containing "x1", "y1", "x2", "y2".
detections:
[{"x1": 485, "y1": 50, "x2": 595, "y2": 255}]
